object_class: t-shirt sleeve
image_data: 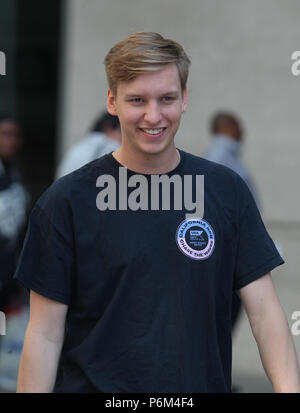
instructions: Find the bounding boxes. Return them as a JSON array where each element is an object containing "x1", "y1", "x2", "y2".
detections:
[
  {"x1": 233, "y1": 176, "x2": 284, "y2": 290},
  {"x1": 13, "y1": 184, "x2": 75, "y2": 305}
]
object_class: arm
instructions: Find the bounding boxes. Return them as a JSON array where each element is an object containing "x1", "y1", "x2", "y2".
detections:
[
  {"x1": 17, "y1": 290, "x2": 68, "y2": 393},
  {"x1": 238, "y1": 272, "x2": 300, "y2": 393}
]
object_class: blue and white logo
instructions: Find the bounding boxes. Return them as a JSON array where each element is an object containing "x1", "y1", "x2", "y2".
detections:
[{"x1": 176, "y1": 218, "x2": 215, "y2": 260}]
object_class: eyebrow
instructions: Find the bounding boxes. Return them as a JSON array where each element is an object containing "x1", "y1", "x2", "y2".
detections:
[{"x1": 124, "y1": 91, "x2": 180, "y2": 99}]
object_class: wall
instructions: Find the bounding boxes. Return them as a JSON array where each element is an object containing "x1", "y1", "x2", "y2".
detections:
[{"x1": 58, "y1": 0, "x2": 300, "y2": 223}]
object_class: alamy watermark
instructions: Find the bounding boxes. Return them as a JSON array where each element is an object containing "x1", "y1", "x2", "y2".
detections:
[
  {"x1": 0, "y1": 51, "x2": 6, "y2": 76},
  {"x1": 96, "y1": 168, "x2": 204, "y2": 219},
  {"x1": 291, "y1": 51, "x2": 300, "y2": 76},
  {"x1": 291, "y1": 311, "x2": 300, "y2": 336},
  {"x1": 0, "y1": 311, "x2": 6, "y2": 335}
]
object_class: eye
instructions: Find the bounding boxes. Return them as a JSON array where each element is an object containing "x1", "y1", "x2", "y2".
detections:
[
  {"x1": 162, "y1": 96, "x2": 175, "y2": 102},
  {"x1": 131, "y1": 98, "x2": 143, "y2": 103}
]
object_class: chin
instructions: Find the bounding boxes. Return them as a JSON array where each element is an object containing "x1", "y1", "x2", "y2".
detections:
[{"x1": 138, "y1": 141, "x2": 171, "y2": 156}]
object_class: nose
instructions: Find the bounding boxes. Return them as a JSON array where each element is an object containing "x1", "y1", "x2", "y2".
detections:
[{"x1": 143, "y1": 101, "x2": 162, "y2": 125}]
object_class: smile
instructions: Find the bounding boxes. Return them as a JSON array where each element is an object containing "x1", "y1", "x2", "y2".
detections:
[{"x1": 139, "y1": 128, "x2": 167, "y2": 137}]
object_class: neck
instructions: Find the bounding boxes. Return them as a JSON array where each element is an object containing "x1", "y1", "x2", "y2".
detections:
[{"x1": 112, "y1": 144, "x2": 180, "y2": 174}]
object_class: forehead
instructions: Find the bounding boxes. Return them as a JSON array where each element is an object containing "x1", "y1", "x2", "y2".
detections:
[{"x1": 116, "y1": 63, "x2": 182, "y2": 96}]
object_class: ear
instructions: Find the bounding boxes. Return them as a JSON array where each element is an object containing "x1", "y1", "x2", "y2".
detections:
[
  {"x1": 181, "y1": 87, "x2": 188, "y2": 113},
  {"x1": 107, "y1": 89, "x2": 117, "y2": 116}
]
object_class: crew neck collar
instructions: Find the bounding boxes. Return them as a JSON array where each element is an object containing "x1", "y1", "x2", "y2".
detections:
[{"x1": 106, "y1": 148, "x2": 185, "y2": 176}]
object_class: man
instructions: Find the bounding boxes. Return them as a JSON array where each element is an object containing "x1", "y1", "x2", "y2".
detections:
[
  {"x1": 204, "y1": 112, "x2": 260, "y2": 209},
  {"x1": 56, "y1": 112, "x2": 121, "y2": 179},
  {"x1": 14, "y1": 32, "x2": 300, "y2": 393}
]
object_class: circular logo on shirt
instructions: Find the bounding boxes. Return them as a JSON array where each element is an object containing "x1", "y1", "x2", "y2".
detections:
[{"x1": 175, "y1": 218, "x2": 215, "y2": 260}]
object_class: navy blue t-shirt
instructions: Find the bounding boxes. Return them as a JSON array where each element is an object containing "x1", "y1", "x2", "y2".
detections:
[{"x1": 14, "y1": 149, "x2": 284, "y2": 392}]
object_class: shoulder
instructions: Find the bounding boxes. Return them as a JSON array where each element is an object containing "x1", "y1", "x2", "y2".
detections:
[
  {"x1": 75, "y1": 132, "x2": 118, "y2": 153},
  {"x1": 181, "y1": 149, "x2": 244, "y2": 184},
  {"x1": 40, "y1": 154, "x2": 112, "y2": 209},
  {"x1": 180, "y1": 149, "x2": 254, "y2": 211},
  {"x1": 68, "y1": 132, "x2": 108, "y2": 151},
  {"x1": 58, "y1": 133, "x2": 107, "y2": 166}
]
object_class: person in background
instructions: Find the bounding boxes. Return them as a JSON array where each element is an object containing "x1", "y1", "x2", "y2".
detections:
[
  {"x1": 56, "y1": 112, "x2": 121, "y2": 179},
  {"x1": 0, "y1": 115, "x2": 29, "y2": 314},
  {"x1": 203, "y1": 112, "x2": 261, "y2": 334},
  {"x1": 204, "y1": 112, "x2": 260, "y2": 209}
]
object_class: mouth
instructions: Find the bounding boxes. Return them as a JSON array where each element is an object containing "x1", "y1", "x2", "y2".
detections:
[{"x1": 139, "y1": 127, "x2": 167, "y2": 138}]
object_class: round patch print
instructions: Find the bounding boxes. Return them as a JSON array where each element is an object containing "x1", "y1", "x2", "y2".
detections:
[{"x1": 176, "y1": 218, "x2": 215, "y2": 260}]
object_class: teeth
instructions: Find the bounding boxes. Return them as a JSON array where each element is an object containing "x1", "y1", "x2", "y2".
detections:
[{"x1": 142, "y1": 128, "x2": 163, "y2": 135}]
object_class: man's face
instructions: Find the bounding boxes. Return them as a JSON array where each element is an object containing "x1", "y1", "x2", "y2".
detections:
[
  {"x1": 0, "y1": 120, "x2": 21, "y2": 161},
  {"x1": 107, "y1": 63, "x2": 187, "y2": 157}
]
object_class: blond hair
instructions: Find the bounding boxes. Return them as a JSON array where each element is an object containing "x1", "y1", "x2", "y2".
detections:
[{"x1": 104, "y1": 32, "x2": 191, "y2": 94}]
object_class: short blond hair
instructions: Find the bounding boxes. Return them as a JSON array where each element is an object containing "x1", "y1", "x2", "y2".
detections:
[{"x1": 104, "y1": 32, "x2": 191, "y2": 94}]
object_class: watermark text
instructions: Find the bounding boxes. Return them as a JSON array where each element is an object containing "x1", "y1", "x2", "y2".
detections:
[
  {"x1": 291, "y1": 311, "x2": 300, "y2": 336},
  {"x1": 96, "y1": 168, "x2": 204, "y2": 219},
  {"x1": 0, "y1": 51, "x2": 6, "y2": 75},
  {"x1": 291, "y1": 51, "x2": 300, "y2": 76},
  {"x1": 0, "y1": 311, "x2": 6, "y2": 335}
]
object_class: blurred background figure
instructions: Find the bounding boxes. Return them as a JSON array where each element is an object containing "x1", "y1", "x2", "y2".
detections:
[
  {"x1": 56, "y1": 111, "x2": 121, "y2": 179},
  {"x1": 0, "y1": 116, "x2": 30, "y2": 392},
  {"x1": 0, "y1": 115, "x2": 29, "y2": 313},
  {"x1": 203, "y1": 112, "x2": 261, "y2": 333},
  {"x1": 203, "y1": 111, "x2": 262, "y2": 392},
  {"x1": 204, "y1": 112, "x2": 260, "y2": 210}
]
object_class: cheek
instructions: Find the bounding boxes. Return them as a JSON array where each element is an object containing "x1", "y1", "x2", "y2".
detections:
[
  {"x1": 118, "y1": 108, "x2": 141, "y2": 126},
  {"x1": 164, "y1": 106, "x2": 183, "y2": 122}
]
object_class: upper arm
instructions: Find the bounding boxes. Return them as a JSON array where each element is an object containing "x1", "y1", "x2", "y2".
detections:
[
  {"x1": 27, "y1": 290, "x2": 68, "y2": 345},
  {"x1": 237, "y1": 272, "x2": 283, "y2": 334}
]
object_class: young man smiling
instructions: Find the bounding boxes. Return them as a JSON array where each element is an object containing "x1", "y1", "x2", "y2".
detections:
[{"x1": 15, "y1": 32, "x2": 300, "y2": 393}]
